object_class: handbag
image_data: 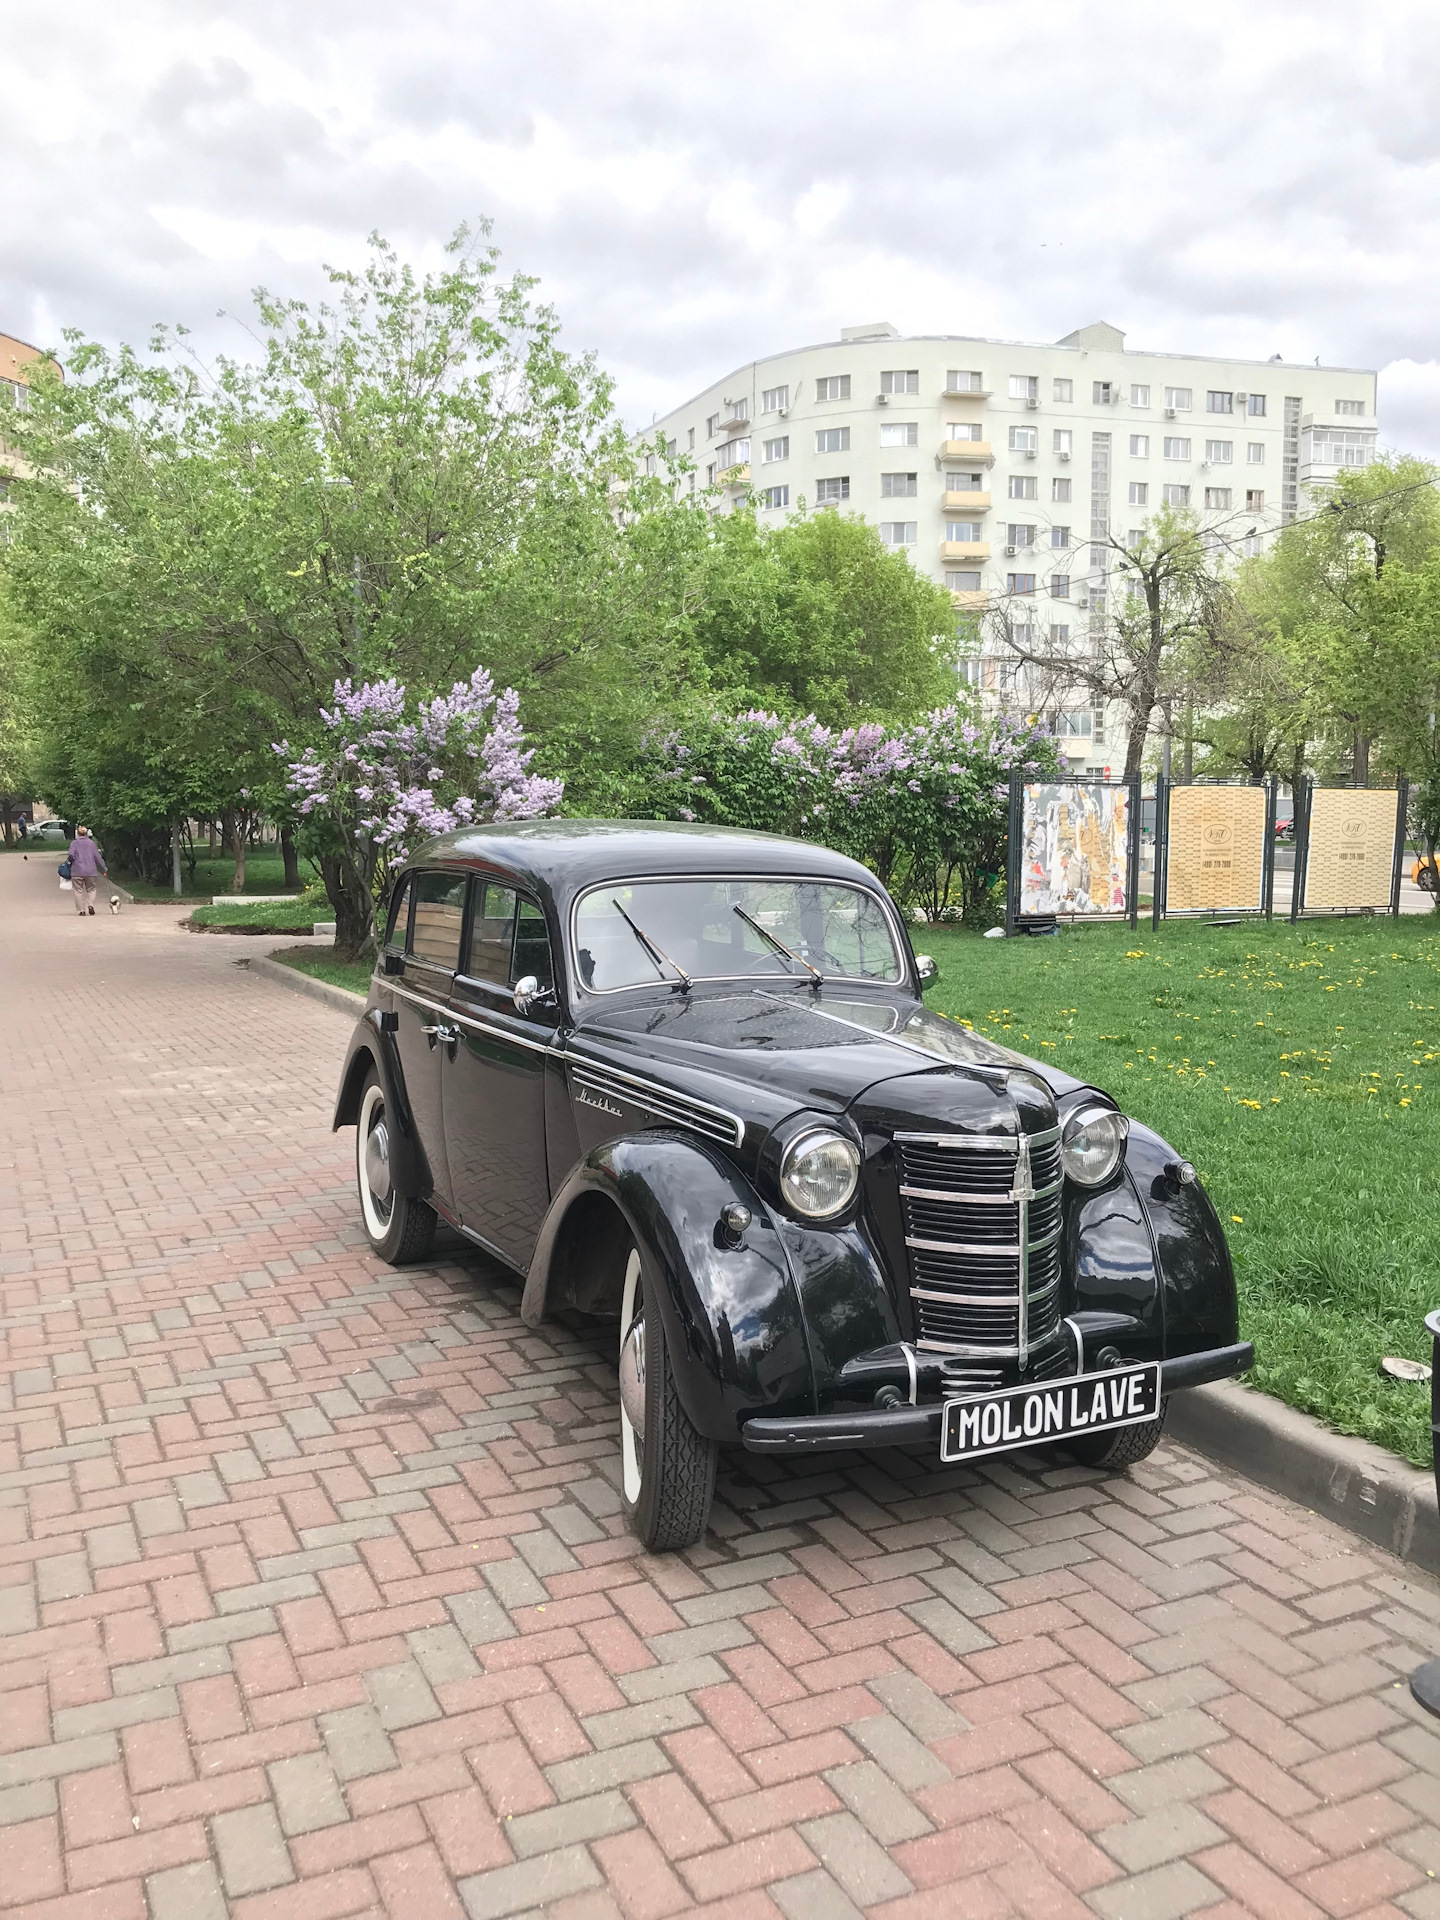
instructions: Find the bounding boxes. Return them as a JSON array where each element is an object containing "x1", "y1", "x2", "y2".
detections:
[
  {"x1": 58, "y1": 859, "x2": 72, "y2": 881},
  {"x1": 60, "y1": 878, "x2": 72, "y2": 891}
]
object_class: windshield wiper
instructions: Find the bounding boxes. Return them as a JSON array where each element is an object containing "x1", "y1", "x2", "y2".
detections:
[
  {"x1": 732, "y1": 904, "x2": 823, "y2": 987},
  {"x1": 612, "y1": 898, "x2": 692, "y2": 991}
]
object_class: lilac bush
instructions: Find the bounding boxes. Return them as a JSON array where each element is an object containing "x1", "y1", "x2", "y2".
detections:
[
  {"x1": 278, "y1": 666, "x2": 561, "y2": 955},
  {"x1": 640, "y1": 706, "x2": 1059, "y2": 921}
]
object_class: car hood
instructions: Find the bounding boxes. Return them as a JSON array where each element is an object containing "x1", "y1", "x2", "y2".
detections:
[{"x1": 574, "y1": 987, "x2": 1092, "y2": 1117}]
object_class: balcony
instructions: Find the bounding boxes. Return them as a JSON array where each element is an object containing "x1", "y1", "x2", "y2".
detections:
[
  {"x1": 942, "y1": 384, "x2": 991, "y2": 400},
  {"x1": 722, "y1": 464, "x2": 751, "y2": 488},
  {"x1": 941, "y1": 540, "x2": 990, "y2": 561},
  {"x1": 942, "y1": 490, "x2": 990, "y2": 512},
  {"x1": 949, "y1": 589, "x2": 989, "y2": 610},
  {"x1": 941, "y1": 439, "x2": 992, "y2": 462}
]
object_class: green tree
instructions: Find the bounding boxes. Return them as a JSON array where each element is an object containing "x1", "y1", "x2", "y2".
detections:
[{"x1": 0, "y1": 609, "x2": 37, "y2": 843}]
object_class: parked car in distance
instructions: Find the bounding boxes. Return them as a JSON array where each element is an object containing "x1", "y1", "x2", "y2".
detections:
[
  {"x1": 1414, "y1": 856, "x2": 1438, "y2": 894},
  {"x1": 334, "y1": 822, "x2": 1253, "y2": 1549}
]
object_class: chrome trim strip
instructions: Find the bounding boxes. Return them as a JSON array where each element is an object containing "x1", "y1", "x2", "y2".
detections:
[
  {"x1": 896, "y1": 1132, "x2": 1018, "y2": 1152},
  {"x1": 919, "y1": 1339, "x2": 1021, "y2": 1358},
  {"x1": 1016, "y1": 1134, "x2": 1031, "y2": 1369},
  {"x1": 903, "y1": 1343, "x2": 918, "y2": 1406},
  {"x1": 389, "y1": 984, "x2": 554, "y2": 1056},
  {"x1": 1064, "y1": 1315, "x2": 1085, "y2": 1373},
  {"x1": 906, "y1": 1235, "x2": 1021, "y2": 1256},
  {"x1": 899, "y1": 1179, "x2": 1062, "y2": 1205},
  {"x1": 564, "y1": 1056, "x2": 744, "y2": 1148},
  {"x1": 912, "y1": 1286, "x2": 1020, "y2": 1307}
]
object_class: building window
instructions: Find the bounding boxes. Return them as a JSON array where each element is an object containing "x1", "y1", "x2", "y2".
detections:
[
  {"x1": 1008, "y1": 425, "x2": 1037, "y2": 454},
  {"x1": 1127, "y1": 528, "x2": 1146, "y2": 547},
  {"x1": 1007, "y1": 573, "x2": 1037, "y2": 594},
  {"x1": 880, "y1": 521, "x2": 917, "y2": 546},
  {"x1": 706, "y1": 413, "x2": 720, "y2": 437},
  {"x1": 1335, "y1": 398, "x2": 1366, "y2": 416},
  {"x1": 1303, "y1": 426, "x2": 1374, "y2": 468},
  {"x1": 1205, "y1": 439, "x2": 1233, "y2": 463},
  {"x1": 883, "y1": 421, "x2": 920, "y2": 446},
  {"x1": 1247, "y1": 394, "x2": 1267, "y2": 417},
  {"x1": 880, "y1": 369, "x2": 919, "y2": 394},
  {"x1": 1053, "y1": 378, "x2": 1073, "y2": 402},
  {"x1": 1206, "y1": 391, "x2": 1234, "y2": 414},
  {"x1": 881, "y1": 472, "x2": 918, "y2": 496},
  {"x1": 687, "y1": 473, "x2": 696, "y2": 493},
  {"x1": 1051, "y1": 623, "x2": 1071, "y2": 645},
  {"x1": 1247, "y1": 441, "x2": 1265, "y2": 464},
  {"x1": 1244, "y1": 533, "x2": 1265, "y2": 556},
  {"x1": 1057, "y1": 711, "x2": 1094, "y2": 738},
  {"x1": 1009, "y1": 374, "x2": 1039, "y2": 400},
  {"x1": 1163, "y1": 436, "x2": 1191, "y2": 460},
  {"x1": 1162, "y1": 483, "x2": 1191, "y2": 506},
  {"x1": 1051, "y1": 525, "x2": 1071, "y2": 548},
  {"x1": 688, "y1": 427, "x2": 695, "y2": 449},
  {"x1": 945, "y1": 521, "x2": 983, "y2": 541},
  {"x1": 943, "y1": 420, "x2": 981, "y2": 443},
  {"x1": 706, "y1": 463, "x2": 716, "y2": 484},
  {"x1": 1164, "y1": 387, "x2": 1192, "y2": 410},
  {"x1": 1130, "y1": 384, "x2": 1151, "y2": 407},
  {"x1": 714, "y1": 438, "x2": 749, "y2": 472},
  {"x1": 1129, "y1": 481, "x2": 1149, "y2": 506},
  {"x1": 815, "y1": 427, "x2": 850, "y2": 454},
  {"x1": 944, "y1": 470, "x2": 984, "y2": 492},
  {"x1": 946, "y1": 569, "x2": 983, "y2": 590},
  {"x1": 946, "y1": 369, "x2": 984, "y2": 392},
  {"x1": 762, "y1": 436, "x2": 789, "y2": 463},
  {"x1": 1205, "y1": 486, "x2": 1233, "y2": 509},
  {"x1": 761, "y1": 485, "x2": 789, "y2": 509},
  {"x1": 816, "y1": 375, "x2": 851, "y2": 401},
  {"x1": 1006, "y1": 523, "x2": 1035, "y2": 547},
  {"x1": 761, "y1": 385, "x2": 789, "y2": 413},
  {"x1": 1246, "y1": 489, "x2": 1264, "y2": 510},
  {"x1": 1093, "y1": 380, "x2": 1115, "y2": 405},
  {"x1": 1049, "y1": 575, "x2": 1070, "y2": 598},
  {"x1": 1008, "y1": 474, "x2": 1038, "y2": 500},
  {"x1": 1053, "y1": 428, "x2": 1072, "y2": 456},
  {"x1": 815, "y1": 476, "x2": 850, "y2": 503},
  {"x1": 1052, "y1": 477, "x2": 1072, "y2": 503},
  {"x1": 1130, "y1": 433, "x2": 1149, "y2": 458},
  {"x1": 643, "y1": 453, "x2": 657, "y2": 476}
]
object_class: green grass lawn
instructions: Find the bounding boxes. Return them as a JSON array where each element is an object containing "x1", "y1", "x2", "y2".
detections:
[
  {"x1": 923, "y1": 913, "x2": 1440, "y2": 1465},
  {"x1": 268, "y1": 945, "x2": 374, "y2": 997},
  {"x1": 192, "y1": 895, "x2": 326, "y2": 931},
  {"x1": 119, "y1": 853, "x2": 317, "y2": 901}
]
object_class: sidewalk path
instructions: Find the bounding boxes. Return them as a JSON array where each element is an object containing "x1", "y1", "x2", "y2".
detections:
[{"x1": 2, "y1": 851, "x2": 1438, "y2": 1920}]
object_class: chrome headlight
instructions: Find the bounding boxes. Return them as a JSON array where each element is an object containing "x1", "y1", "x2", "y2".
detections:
[
  {"x1": 779, "y1": 1129, "x2": 861, "y2": 1219},
  {"x1": 1061, "y1": 1103, "x2": 1129, "y2": 1186}
]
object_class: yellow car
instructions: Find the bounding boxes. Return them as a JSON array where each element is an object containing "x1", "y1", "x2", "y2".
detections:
[{"x1": 1415, "y1": 857, "x2": 1438, "y2": 894}]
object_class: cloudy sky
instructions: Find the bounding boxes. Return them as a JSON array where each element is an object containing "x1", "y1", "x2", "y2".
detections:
[{"x1": 5, "y1": 0, "x2": 1439, "y2": 453}]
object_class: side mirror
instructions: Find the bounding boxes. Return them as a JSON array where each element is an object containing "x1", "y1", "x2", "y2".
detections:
[
  {"x1": 382, "y1": 951, "x2": 405, "y2": 976},
  {"x1": 514, "y1": 975, "x2": 556, "y2": 1016},
  {"x1": 915, "y1": 954, "x2": 940, "y2": 992}
]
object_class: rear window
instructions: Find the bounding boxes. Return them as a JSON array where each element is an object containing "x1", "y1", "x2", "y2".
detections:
[
  {"x1": 385, "y1": 876, "x2": 413, "y2": 948},
  {"x1": 467, "y1": 881, "x2": 518, "y2": 984},
  {"x1": 409, "y1": 871, "x2": 467, "y2": 970}
]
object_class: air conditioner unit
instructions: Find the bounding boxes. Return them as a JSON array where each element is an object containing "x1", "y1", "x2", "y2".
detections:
[
  {"x1": 1026, "y1": 398, "x2": 1039, "y2": 410},
  {"x1": 1235, "y1": 392, "x2": 1248, "y2": 404},
  {"x1": 1165, "y1": 407, "x2": 1176, "y2": 419},
  {"x1": 1025, "y1": 448, "x2": 1038, "y2": 459},
  {"x1": 778, "y1": 409, "x2": 789, "y2": 419},
  {"x1": 1058, "y1": 450, "x2": 1071, "y2": 461},
  {"x1": 876, "y1": 394, "x2": 889, "y2": 405},
  {"x1": 1004, "y1": 544, "x2": 1017, "y2": 556}
]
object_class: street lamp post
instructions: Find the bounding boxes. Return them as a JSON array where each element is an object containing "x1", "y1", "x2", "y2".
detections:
[{"x1": 1412, "y1": 1308, "x2": 1440, "y2": 1717}]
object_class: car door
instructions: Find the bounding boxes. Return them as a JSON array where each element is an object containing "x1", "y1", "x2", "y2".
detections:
[
  {"x1": 392, "y1": 867, "x2": 468, "y2": 1214},
  {"x1": 443, "y1": 879, "x2": 558, "y2": 1269}
]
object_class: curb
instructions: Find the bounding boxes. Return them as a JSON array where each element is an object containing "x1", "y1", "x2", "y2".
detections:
[
  {"x1": 1169, "y1": 1378, "x2": 1439, "y2": 1573},
  {"x1": 240, "y1": 954, "x2": 368, "y2": 1019}
]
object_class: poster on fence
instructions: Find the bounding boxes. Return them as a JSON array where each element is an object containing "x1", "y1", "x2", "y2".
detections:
[
  {"x1": 1165, "y1": 787, "x2": 1266, "y2": 912},
  {"x1": 1305, "y1": 789, "x2": 1398, "y2": 909},
  {"x1": 1019, "y1": 783, "x2": 1130, "y2": 916}
]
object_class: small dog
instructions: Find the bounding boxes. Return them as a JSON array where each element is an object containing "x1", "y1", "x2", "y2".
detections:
[{"x1": 109, "y1": 895, "x2": 121, "y2": 914}]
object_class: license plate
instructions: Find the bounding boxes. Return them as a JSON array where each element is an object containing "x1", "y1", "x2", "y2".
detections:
[{"x1": 940, "y1": 1363, "x2": 1161, "y2": 1464}]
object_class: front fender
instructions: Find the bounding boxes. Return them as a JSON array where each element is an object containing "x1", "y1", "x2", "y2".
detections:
[
  {"x1": 331, "y1": 1014, "x2": 429, "y2": 1200},
  {"x1": 1126, "y1": 1121, "x2": 1240, "y2": 1356},
  {"x1": 522, "y1": 1134, "x2": 815, "y2": 1442}
]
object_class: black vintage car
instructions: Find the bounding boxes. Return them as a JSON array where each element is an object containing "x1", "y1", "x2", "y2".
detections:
[{"x1": 334, "y1": 822, "x2": 1252, "y2": 1549}]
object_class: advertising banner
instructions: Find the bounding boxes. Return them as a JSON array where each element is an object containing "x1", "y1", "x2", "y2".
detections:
[
  {"x1": 1018, "y1": 783, "x2": 1130, "y2": 917},
  {"x1": 1164, "y1": 786, "x2": 1267, "y2": 913},
  {"x1": 1304, "y1": 789, "x2": 1400, "y2": 910}
]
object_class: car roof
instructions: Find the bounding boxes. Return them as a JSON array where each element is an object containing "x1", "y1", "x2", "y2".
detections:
[{"x1": 406, "y1": 819, "x2": 885, "y2": 904}]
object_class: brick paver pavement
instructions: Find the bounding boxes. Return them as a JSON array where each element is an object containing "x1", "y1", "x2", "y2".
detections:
[{"x1": 2, "y1": 851, "x2": 1439, "y2": 1920}]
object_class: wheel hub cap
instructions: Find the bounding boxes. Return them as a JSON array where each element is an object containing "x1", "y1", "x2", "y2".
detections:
[
  {"x1": 364, "y1": 1120, "x2": 392, "y2": 1202},
  {"x1": 619, "y1": 1318, "x2": 646, "y2": 1440}
]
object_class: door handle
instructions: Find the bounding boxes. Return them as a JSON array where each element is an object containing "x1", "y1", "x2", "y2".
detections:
[{"x1": 421, "y1": 1023, "x2": 459, "y2": 1051}]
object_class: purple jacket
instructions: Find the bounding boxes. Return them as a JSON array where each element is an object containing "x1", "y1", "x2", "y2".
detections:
[{"x1": 68, "y1": 837, "x2": 106, "y2": 880}]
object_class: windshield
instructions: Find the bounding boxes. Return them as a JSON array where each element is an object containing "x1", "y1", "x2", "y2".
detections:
[{"x1": 572, "y1": 878, "x2": 903, "y2": 992}]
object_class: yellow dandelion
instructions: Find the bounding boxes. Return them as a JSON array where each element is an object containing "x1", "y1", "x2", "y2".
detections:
[{"x1": 1231, "y1": 1215, "x2": 1243, "y2": 1223}]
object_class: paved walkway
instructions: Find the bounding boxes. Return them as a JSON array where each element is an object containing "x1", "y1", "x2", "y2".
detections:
[{"x1": 2, "y1": 851, "x2": 1438, "y2": 1920}]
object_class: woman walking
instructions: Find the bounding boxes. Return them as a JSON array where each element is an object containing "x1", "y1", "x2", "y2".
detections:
[{"x1": 67, "y1": 826, "x2": 107, "y2": 915}]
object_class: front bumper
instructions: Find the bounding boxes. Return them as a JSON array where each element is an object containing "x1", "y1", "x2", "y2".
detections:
[{"x1": 740, "y1": 1341, "x2": 1254, "y2": 1455}]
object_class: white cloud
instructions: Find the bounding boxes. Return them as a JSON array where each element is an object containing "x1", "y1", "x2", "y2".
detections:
[{"x1": 2, "y1": 0, "x2": 1438, "y2": 455}]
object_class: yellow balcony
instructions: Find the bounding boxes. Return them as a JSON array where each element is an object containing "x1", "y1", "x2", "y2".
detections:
[
  {"x1": 949, "y1": 590, "x2": 989, "y2": 610},
  {"x1": 942, "y1": 491, "x2": 990, "y2": 512},
  {"x1": 722, "y1": 464, "x2": 750, "y2": 487},
  {"x1": 941, "y1": 440, "x2": 992, "y2": 462},
  {"x1": 941, "y1": 541, "x2": 990, "y2": 561},
  {"x1": 943, "y1": 385, "x2": 991, "y2": 400}
]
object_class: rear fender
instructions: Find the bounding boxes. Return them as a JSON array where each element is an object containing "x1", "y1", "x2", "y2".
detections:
[
  {"x1": 332, "y1": 1015, "x2": 430, "y2": 1200},
  {"x1": 522, "y1": 1134, "x2": 814, "y2": 1441}
]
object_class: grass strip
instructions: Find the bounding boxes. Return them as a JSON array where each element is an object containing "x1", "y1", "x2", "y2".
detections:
[
  {"x1": 268, "y1": 945, "x2": 374, "y2": 998},
  {"x1": 193, "y1": 897, "x2": 323, "y2": 930},
  {"x1": 922, "y1": 913, "x2": 1440, "y2": 1466}
]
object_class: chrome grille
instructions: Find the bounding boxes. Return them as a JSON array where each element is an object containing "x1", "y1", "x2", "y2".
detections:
[{"x1": 896, "y1": 1127, "x2": 1063, "y2": 1361}]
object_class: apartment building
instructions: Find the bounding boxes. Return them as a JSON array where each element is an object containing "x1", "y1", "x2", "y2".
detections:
[
  {"x1": 643, "y1": 321, "x2": 1378, "y2": 772},
  {"x1": 0, "y1": 331, "x2": 61, "y2": 518}
]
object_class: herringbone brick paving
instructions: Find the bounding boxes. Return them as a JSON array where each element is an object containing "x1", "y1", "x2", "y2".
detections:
[{"x1": 2, "y1": 854, "x2": 1438, "y2": 1920}]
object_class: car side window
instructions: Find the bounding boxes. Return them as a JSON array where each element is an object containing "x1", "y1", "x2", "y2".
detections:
[
  {"x1": 513, "y1": 894, "x2": 552, "y2": 989},
  {"x1": 467, "y1": 881, "x2": 518, "y2": 984},
  {"x1": 409, "y1": 870, "x2": 467, "y2": 970},
  {"x1": 385, "y1": 876, "x2": 413, "y2": 949}
]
